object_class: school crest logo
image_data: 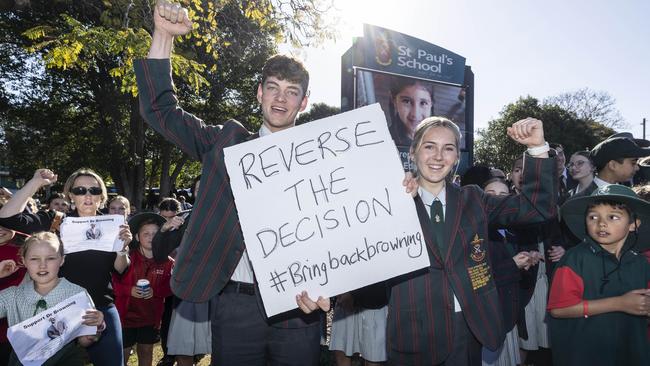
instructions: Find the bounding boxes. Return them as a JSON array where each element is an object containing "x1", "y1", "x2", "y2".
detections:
[
  {"x1": 470, "y1": 234, "x2": 486, "y2": 262},
  {"x1": 374, "y1": 30, "x2": 393, "y2": 66}
]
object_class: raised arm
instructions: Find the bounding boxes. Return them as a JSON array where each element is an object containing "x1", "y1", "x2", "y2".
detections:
[
  {"x1": 484, "y1": 118, "x2": 557, "y2": 226},
  {"x1": 135, "y1": 2, "x2": 246, "y2": 161},
  {"x1": 148, "y1": 1, "x2": 193, "y2": 59},
  {"x1": 152, "y1": 215, "x2": 185, "y2": 262},
  {"x1": 0, "y1": 169, "x2": 56, "y2": 218},
  {"x1": 505, "y1": 117, "x2": 549, "y2": 159}
]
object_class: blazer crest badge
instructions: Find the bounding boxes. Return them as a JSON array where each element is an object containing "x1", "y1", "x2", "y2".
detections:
[{"x1": 470, "y1": 234, "x2": 486, "y2": 262}]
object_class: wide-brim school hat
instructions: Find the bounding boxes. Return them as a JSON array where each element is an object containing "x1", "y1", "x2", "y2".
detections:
[
  {"x1": 590, "y1": 137, "x2": 650, "y2": 169},
  {"x1": 561, "y1": 184, "x2": 650, "y2": 249},
  {"x1": 127, "y1": 212, "x2": 166, "y2": 248},
  {"x1": 609, "y1": 132, "x2": 650, "y2": 148}
]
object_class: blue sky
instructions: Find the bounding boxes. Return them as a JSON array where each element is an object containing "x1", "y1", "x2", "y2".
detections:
[{"x1": 286, "y1": 0, "x2": 650, "y2": 140}]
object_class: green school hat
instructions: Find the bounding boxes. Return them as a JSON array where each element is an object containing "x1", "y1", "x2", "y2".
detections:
[
  {"x1": 561, "y1": 184, "x2": 650, "y2": 250},
  {"x1": 127, "y1": 212, "x2": 166, "y2": 249}
]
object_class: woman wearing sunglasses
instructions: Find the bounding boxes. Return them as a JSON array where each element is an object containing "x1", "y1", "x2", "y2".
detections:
[{"x1": 0, "y1": 168, "x2": 131, "y2": 366}]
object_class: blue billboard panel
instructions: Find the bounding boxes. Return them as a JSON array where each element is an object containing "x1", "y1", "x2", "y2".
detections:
[{"x1": 361, "y1": 24, "x2": 466, "y2": 86}]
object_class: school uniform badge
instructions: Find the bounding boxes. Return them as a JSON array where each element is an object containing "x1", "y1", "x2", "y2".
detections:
[
  {"x1": 467, "y1": 234, "x2": 491, "y2": 290},
  {"x1": 470, "y1": 234, "x2": 486, "y2": 262}
]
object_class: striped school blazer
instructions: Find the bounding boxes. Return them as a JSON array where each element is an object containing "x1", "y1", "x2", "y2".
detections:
[
  {"x1": 386, "y1": 155, "x2": 557, "y2": 365},
  {"x1": 134, "y1": 59, "x2": 318, "y2": 327}
]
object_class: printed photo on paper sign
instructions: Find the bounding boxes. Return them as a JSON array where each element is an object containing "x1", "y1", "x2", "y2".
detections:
[
  {"x1": 59, "y1": 215, "x2": 125, "y2": 254},
  {"x1": 84, "y1": 223, "x2": 103, "y2": 240},
  {"x1": 7, "y1": 291, "x2": 97, "y2": 366}
]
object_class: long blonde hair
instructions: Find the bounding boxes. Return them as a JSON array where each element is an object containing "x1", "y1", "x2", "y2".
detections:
[{"x1": 409, "y1": 116, "x2": 462, "y2": 181}]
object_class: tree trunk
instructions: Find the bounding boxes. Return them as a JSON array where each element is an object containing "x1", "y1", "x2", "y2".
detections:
[
  {"x1": 148, "y1": 155, "x2": 159, "y2": 196},
  {"x1": 91, "y1": 68, "x2": 137, "y2": 209},
  {"x1": 129, "y1": 97, "x2": 145, "y2": 210},
  {"x1": 159, "y1": 143, "x2": 171, "y2": 199},
  {"x1": 170, "y1": 156, "x2": 188, "y2": 184}
]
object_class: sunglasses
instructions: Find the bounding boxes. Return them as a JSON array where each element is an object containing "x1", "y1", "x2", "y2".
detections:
[{"x1": 71, "y1": 186, "x2": 102, "y2": 196}]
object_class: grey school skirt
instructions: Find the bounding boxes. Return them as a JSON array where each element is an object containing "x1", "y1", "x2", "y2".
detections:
[
  {"x1": 329, "y1": 304, "x2": 388, "y2": 362},
  {"x1": 166, "y1": 300, "x2": 211, "y2": 356}
]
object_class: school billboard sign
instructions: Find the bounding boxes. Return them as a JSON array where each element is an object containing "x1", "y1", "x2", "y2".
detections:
[
  {"x1": 361, "y1": 24, "x2": 466, "y2": 85},
  {"x1": 341, "y1": 24, "x2": 474, "y2": 172}
]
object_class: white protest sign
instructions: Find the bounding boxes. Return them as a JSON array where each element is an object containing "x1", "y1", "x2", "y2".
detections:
[
  {"x1": 7, "y1": 291, "x2": 97, "y2": 366},
  {"x1": 224, "y1": 103, "x2": 429, "y2": 316},
  {"x1": 59, "y1": 215, "x2": 125, "y2": 254}
]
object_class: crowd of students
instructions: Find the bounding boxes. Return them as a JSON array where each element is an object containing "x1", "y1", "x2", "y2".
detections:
[
  {"x1": 1, "y1": 118, "x2": 649, "y2": 366},
  {"x1": 0, "y1": 180, "x2": 209, "y2": 366},
  {"x1": 0, "y1": 2, "x2": 648, "y2": 366}
]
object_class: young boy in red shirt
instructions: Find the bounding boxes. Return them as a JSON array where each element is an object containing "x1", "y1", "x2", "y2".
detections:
[{"x1": 113, "y1": 213, "x2": 174, "y2": 366}]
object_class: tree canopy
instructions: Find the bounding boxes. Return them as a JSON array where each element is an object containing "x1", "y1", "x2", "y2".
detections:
[
  {"x1": 296, "y1": 102, "x2": 340, "y2": 125},
  {"x1": 474, "y1": 96, "x2": 615, "y2": 172},
  {"x1": 0, "y1": 0, "x2": 336, "y2": 208},
  {"x1": 544, "y1": 88, "x2": 626, "y2": 129}
]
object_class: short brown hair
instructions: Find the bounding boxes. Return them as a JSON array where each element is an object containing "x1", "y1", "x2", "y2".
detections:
[
  {"x1": 46, "y1": 192, "x2": 66, "y2": 206},
  {"x1": 158, "y1": 197, "x2": 180, "y2": 213},
  {"x1": 261, "y1": 55, "x2": 309, "y2": 97},
  {"x1": 63, "y1": 168, "x2": 108, "y2": 205}
]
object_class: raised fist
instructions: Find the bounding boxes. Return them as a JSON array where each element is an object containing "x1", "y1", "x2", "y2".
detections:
[{"x1": 154, "y1": 1, "x2": 193, "y2": 36}]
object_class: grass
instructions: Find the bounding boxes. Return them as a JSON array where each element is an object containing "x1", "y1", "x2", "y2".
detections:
[
  {"x1": 122, "y1": 344, "x2": 362, "y2": 366},
  {"x1": 124, "y1": 343, "x2": 210, "y2": 366},
  {"x1": 122, "y1": 308, "x2": 359, "y2": 365}
]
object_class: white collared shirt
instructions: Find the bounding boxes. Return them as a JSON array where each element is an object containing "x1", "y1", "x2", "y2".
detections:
[
  {"x1": 418, "y1": 185, "x2": 462, "y2": 312},
  {"x1": 593, "y1": 176, "x2": 610, "y2": 188},
  {"x1": 230, "y1": 125, "x2": 275, "y2": 284},
  {"x1": 418, "y1": 186, "x2": 446, "y2": 222}
]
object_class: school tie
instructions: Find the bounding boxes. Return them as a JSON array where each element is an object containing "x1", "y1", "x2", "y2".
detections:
[
  {"x1": 430, "y1": 199, "x2": 445, "y2": 251},
  {"x1": 558, "y1": 177, "x2": 568, "y2": 205},
  {"x1": 34, "y1": 299, "x2": 47, "y2": 316}
]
